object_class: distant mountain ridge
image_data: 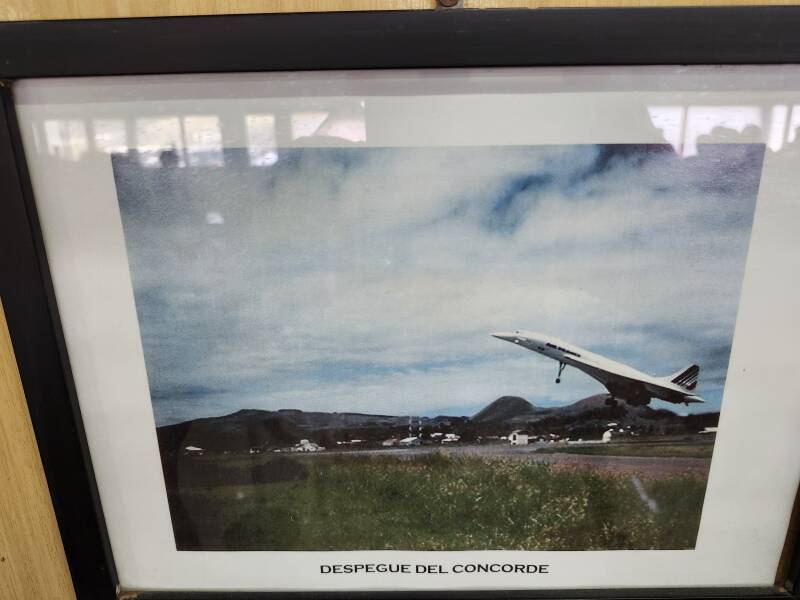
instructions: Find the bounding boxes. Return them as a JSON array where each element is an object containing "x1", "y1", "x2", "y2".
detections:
[
  {"x1": 156, "y1": 394, "x2": 719, "y2": 455},
  {"x1": 471, "y1": 396, "x2": 539, "y2": 423}
]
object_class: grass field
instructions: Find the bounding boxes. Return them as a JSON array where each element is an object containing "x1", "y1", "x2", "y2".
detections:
[
  {"x1": 168, "y1": 452, "x2": 707, "y2": 551},
  {"x1": 536, "y1": 442, "x2": 714, "y2": 459}
]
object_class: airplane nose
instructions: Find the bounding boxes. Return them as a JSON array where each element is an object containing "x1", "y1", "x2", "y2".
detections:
[{"x1": 491, "y1": 332, "x2": 517, "y2": 342}]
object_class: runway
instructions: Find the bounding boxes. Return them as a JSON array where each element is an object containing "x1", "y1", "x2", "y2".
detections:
[{"x1": 310, "y1": 442, "x2": 712, "y2": 479}]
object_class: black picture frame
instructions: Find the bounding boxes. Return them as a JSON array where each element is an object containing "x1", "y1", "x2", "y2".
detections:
[{"x1": 1, "y1": 7, "x2": 799, "y2": 600}]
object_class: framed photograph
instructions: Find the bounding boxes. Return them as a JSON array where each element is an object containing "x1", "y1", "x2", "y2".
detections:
[{"x1": 2, "y1": 7, "x2": 800, "y2": 599}]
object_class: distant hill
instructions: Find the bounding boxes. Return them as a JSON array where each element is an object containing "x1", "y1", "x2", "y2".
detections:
[
  {"x1": 156, "y1": 395, "x2": 719, "y2": 455},
  {"x1": 472, "y1": 396, "x2": 538, "y2": 423},
  {"x1": 555, "y1": 394, "x2": 613, "y2": 415},
  {"x1": 156, "y1": 408, "x2": 466, "y2": 454},
  {"x1": 493, "y1": 393, "x2": 718, "y2": 438}
]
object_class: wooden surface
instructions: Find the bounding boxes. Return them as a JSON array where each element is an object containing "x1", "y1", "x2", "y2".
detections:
[
  {"x1": 0, "y1": 300, "x2": 76, "y2": 600},
  {"x1": 1, "y1": 0, "x2": 798, "y2": 22}
]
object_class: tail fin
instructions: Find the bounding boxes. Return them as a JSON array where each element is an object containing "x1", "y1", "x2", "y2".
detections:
[{"x1": 668, "y1": 364, "x2": 699, "y2": 391}]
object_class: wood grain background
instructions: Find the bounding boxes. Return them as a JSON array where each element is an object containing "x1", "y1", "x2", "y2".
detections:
[
  {"x1": 0, "y1": 300, "x2": 76, "y2": 600},
  {"x1": 1, "y1": 0, "x2": 797, "y2": 22}
]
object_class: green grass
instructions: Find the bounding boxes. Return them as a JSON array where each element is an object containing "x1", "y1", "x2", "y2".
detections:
[
  {"x1": 171, "y1": 453, "x2": 707, "y2": 551},
  {"x1": 536, "y1": 442, "x2": 714, "y2": 459}
]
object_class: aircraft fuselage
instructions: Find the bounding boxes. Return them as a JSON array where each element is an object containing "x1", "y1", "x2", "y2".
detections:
[{"x1": 491, "y1": 330, "x2": 704, "y2": 406}]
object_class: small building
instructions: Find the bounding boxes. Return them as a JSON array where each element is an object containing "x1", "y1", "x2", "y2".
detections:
[
  {"x1": 509, "y1": 430, "x2": 529, "y2": 445},
  {"x1": 399, "y1": 436, "x2": 421, "y2": 447},
  {"x1": 382, "y1": 438, "x2": 399, "y2": 447},
  {"x1": 442, "y1": 433, "x2": 460, "y2": 444},
  {"x1": 700, "y1": 426, "x2": 718, "y2": 435},
  {"x1": 292, "y1": 439, "x2": 325, "y2": 452}
]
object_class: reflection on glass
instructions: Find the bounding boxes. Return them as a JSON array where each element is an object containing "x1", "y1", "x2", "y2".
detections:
[
  {"x1": 767, "y1": 105, "x2": 788, "y2": 152},
  {"x1": 312, "y1": 100, "x2": 367, "y2": 143},
  {"x1": 205, "y1": 211, "x2": 225, "y2": 225},
  {"x1": 646, "y1": 106, "x2": 685, "y2": 154},
  {"x1": 684, "y1": 106, "x2": 761, "y2": 156},
  {"x1": 789, "y1": 105, "x2": 800, "y2": 144},
  {"x1": 184, "y1": 116, "x2": 224, "y2": 167},
  {"x1": 290, "y1": 111, "x2": 328, "y2": 140},
  {"x1": 136, "y1": 117, "x2": 185, "y2": 168},
  {"x1": 93, "y1": 119, "x2": 128, "y2": 154},
  {"x1": 30, "y1": 104, "x2": 800, "y2": 176},
  {"x1": 290, "y1": 101, "x2": 367, "y2": 144},
  {"x1": 648, "y1": 105, "x2": 765, "y2": 156},
  {"x1": 30, "y1": 121, "x2": 43, "y2": 154},
  {"x1": 43, "y1": 119, "x2": 88, "y2": 161},
  {"x1": 245, "y1": 114, "x2": 277, "y2": 166}
]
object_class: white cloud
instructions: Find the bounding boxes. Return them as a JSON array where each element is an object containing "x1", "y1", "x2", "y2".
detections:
[{"x1": 116, "y1": 144, "x2": 762, "y2": 424}]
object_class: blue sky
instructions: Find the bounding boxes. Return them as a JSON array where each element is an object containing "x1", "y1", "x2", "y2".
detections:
[{"x1": 113, "y1": 144, "x2": 764, "y2": 426}]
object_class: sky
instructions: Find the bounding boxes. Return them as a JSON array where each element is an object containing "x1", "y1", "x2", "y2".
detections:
[{"x1": 112, "y1": 143, "x2": 764, "y2": 426}]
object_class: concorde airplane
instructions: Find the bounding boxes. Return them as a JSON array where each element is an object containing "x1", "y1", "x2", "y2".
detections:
[{"x1": 491, "y1": 331, "x2": 704, "y2": 407}]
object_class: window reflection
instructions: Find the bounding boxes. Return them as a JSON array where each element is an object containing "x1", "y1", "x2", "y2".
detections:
[
  {"x1": 30, "y1": 121, "x2": 43, "y2": 154},
  {"x1": 184, "y1": 116, "x2": 224, "y2": 167},
  {"x1": 765, "y1": 105, "x2": 788, "y2": 152},
  {"x1": 30, "y1": 101, "x2": 800, "y2": 173},
  {"x1": 43, "y1": 119, "x2": 88, "y2": 161},
  {"x1": 291, "y1": 111, "x2": 329, "y2": 140},
  {"x1": 789, "y1": 105, "x2": 800, "y2": 144},
  {"x1": 290, "y1": 101, "x2": 367, "y2": 144},
  {"x1": 93, "y1": 119, "x2": 128, "y2": 154},
  {"x1": 646, "y1": 106, "x2": 685, "y2": 154},
  {"x1": 245, "y1": 114, "x2": 278, "y2": 166},
  {"x1": 684, "y1": 105, "x2": 762, "y2": 156},
  {"x1": 647, "y1": 105, "x2": 777, "y2": 156},
  {"x1": 136, "y1": 117, "x2": 185, "y2": 167},
  {"x1": 313, "y1": 100, "x2": 367, "y2": 143}
]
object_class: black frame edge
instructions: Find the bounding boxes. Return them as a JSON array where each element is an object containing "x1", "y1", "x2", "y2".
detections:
[
  {"x1": 2, "y1": 6, "x2": 800, "y2": 79},
  {"x1": 2, "y1": 6, "x2": 800, "y2": 600},
  {"x1": 135, "y1": 586, "x2": 792, "y2": 600},
  {"x1": 0, "y1": 86, "x2": 118, "y2": 598}
]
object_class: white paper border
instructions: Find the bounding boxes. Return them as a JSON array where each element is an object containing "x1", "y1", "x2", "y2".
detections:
[{"x1": 13, "y1": 66, "x2": 800, "y2": 592}]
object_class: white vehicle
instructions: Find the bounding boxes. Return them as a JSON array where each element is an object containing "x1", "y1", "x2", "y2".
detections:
[
  {"x1": 399, "y1": 436, "x2": 421, "y2": 447},
  {"x1": 491, "y1": 330, "x2": 704, "y2": 407}
]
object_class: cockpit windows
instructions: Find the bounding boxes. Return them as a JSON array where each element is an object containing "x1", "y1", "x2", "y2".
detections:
[{"x1": 545, "y1": 342, "x2": 581, "y2": 357}]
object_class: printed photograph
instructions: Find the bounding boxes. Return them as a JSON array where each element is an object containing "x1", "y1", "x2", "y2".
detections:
[{"x1": 112, "y1": 142, "x2": 764, "y2": 551}]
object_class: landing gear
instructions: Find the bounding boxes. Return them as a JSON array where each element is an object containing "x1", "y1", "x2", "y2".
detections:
[{"x1": 555, "y1": 362, "x2": 566, "y2": 384}]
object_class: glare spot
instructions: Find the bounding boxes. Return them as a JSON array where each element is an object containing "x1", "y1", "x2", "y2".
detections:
[{"x1": 246, "y1": 114, "x2": 278, "y2": 166}]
